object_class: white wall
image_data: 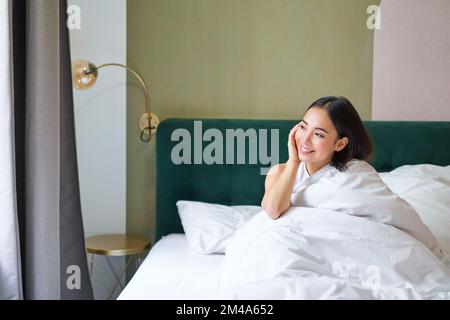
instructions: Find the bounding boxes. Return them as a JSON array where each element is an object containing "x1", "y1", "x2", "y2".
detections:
[
  {"x1": 68, "y1": 0, "x2": 126, "y2": 300},
  {"x1": 372, "y1": 0, "x2": 450, "y2": 120},
  {"x1": 69, "y1": 0, "x2": 126, "y2": 236}
]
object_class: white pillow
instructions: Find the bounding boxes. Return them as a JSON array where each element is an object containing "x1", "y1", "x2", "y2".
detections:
[
  {"x1": 176, "y1": 200, "x2": 262, "y2": 254},
  {"x1": 379, "y1": 164, "x2": 450, "y2": 257}
]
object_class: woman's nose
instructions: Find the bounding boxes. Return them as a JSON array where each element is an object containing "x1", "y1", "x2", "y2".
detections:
[{"x1": 299, "y1": 131, "x2": 313, "y2": 144}]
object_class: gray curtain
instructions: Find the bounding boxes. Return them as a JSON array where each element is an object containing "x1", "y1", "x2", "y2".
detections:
[{"x1": 11, "y1": 0, "x2": 93, "y2": 299}]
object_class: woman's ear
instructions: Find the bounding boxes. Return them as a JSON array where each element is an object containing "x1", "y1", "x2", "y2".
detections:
[{"x1": 335, "y1": 137, "x2": 349, "y2": 152}]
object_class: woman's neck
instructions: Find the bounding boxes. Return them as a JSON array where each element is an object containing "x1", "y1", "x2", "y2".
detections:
[{"x1": 306, "y1": 160, "x2": 331, "y2": 176}]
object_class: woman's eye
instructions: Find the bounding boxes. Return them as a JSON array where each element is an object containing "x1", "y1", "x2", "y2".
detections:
[{"x1": 315, "y1": 133, "x2": 324, "y2": 138}]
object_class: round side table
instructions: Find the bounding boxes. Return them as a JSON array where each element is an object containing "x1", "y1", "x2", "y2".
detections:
[{"x1": 86, "y1": 234, "x2": 151, "y2": 299}]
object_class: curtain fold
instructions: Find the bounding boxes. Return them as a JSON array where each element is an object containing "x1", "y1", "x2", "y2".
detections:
[
  {"x1": 0, "y1": 0, "x2": 23, "y2": 300},
  {"x1": 58, "y1": 0, "x2": 93, "y2": 300},
  {"x1": 8, "y1": 0, "x2": 93, "y2": 299}
]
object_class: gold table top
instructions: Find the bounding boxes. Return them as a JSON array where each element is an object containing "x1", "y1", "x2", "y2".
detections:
[{"x1": 86, "y1": 234, "x2": 151, "y2": 256}]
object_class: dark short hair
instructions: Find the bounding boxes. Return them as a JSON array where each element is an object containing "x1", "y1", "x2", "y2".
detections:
[{"x1": 307, "y1": 96, "x2": 373, "y2": 171}]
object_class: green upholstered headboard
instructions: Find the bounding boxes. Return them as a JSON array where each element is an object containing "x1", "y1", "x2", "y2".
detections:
[{"x1": 156, "y1": 119, "x2": 450, "y2": 241}]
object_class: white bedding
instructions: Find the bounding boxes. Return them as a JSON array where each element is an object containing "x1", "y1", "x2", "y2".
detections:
[
  {"x1": 117, "y1": 234, "x2": 223, "y2": 300},
  {"x1": 119, "y1": 164, "x2": 450, "y2": 300},
  {"x1": 290, "y1": 160, "x2": 442, "y2": 257},
  {"x1": 213, "y1": 163, "x2": 450, "y2": 299},
  {"x1": 214, "y1": 207, "x2": 450, "y2": 299},
  {"x1": 379, "y1": 165, "x2": 450, "y2": 257}
]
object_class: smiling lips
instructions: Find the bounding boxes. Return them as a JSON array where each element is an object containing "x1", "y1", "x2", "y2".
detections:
[{"x1": 300, "y1": 145, "x2": 314, "y2": 154}]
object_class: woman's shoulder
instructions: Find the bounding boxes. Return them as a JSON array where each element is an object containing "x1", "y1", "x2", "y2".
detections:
[
  {"x1": 269, "y1": 162, "x2": 286, "y2": 172},
  {"x1": 266, "y1": 162, "x2": 288, "y2": 178},
  {"x1": 269, "y1": 161, "x2": 305, "y2": 170},
  {"x1": 267, "y1": 161, "x2": 305, "y2": 176}
]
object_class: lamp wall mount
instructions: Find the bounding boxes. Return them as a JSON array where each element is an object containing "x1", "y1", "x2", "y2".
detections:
[{"x1": 139, "y1": 112, "x2": 160, "y2": 136}]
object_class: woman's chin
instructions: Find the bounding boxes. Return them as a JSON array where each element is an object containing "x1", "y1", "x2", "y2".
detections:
[{"x1": 298, "y1": 153, "x2": 313, "y2": 162}]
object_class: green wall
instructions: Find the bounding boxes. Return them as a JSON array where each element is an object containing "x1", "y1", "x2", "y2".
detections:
[{"x1": 127, "y1": 0, "x2": 378, "y2": 241}]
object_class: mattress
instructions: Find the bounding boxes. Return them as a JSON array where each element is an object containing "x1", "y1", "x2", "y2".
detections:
[{"x1": 118, "y1": 233, "x2": 224, "y2": 300}]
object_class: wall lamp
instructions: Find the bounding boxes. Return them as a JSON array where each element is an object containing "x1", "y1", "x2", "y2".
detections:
[{"x1": 71, "y1": 60, "x2": 159, "y2": 142}]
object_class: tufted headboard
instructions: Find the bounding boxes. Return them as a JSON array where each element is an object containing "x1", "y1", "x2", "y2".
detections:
[{"x1": 155, "y1": 119, "x2": 450, "y2": 241}]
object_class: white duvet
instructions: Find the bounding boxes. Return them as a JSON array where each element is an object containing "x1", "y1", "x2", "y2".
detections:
[
  {"x1": 214, "y1": 207, "x2": 450, "y2": 299},
  {"x1": 213, "y1": 162, "x2": 450, "y2": 299}
]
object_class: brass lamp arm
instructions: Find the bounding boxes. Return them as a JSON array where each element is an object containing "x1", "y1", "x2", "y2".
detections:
[
  {"x1": 94, "y1": 63, "x2": 158, "y2": 142},
  {"x1": 97, "y1": 63, "x2": 151, "y2": 117}
]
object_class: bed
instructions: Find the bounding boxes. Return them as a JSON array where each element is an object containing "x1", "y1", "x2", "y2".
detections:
[{"x1": 118, "y1": 119, "x2": 450, "y2": 300}]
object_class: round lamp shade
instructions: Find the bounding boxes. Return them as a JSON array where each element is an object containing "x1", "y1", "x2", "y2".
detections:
[{"x1": 72, "y1": 59, "x2": 98, "y2": 90}]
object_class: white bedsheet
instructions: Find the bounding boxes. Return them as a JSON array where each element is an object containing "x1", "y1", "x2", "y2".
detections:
[
  {"x1": 117, "y1": 234, "x2": 224, "y2": 300},
  {"x1": 120, "y1": 164, "x2": 450, "y2": 300}
]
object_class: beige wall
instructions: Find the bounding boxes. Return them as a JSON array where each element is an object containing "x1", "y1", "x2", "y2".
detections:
[
  {"x1": 373, "y1": 0, "x2": 450, "y2": 120},
  {"x1": 127, "y1": 0, "x2": 378, "y2": 241}
]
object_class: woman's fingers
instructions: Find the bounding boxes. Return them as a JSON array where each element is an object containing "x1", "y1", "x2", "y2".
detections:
[
  {"x1": 288, "y1": 125, "x2": 299, "y2": 148},
  {"x1": 288, "y1": 124, "x2": 300, "y2": 138},
  {"x1": 289, "y1": 123, "x2": 300, "y2": 133}
]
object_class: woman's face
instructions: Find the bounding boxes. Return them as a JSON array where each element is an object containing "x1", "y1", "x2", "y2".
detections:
[{"x1": 294, "y1": 107, "x2": 348, "y2": 169}]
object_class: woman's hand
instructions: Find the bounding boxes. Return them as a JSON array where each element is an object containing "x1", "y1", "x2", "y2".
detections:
[{"x1": 288, "y1": 123, "x2": 301, "y2": 164}]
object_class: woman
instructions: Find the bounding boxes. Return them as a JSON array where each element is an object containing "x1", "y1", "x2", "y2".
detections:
[
  {"x1": 261, "y1": 96, "x2": 441, "y2": 256},
  {"x1": 261, "y1": 96, "x2": 372, "y2": 219}
]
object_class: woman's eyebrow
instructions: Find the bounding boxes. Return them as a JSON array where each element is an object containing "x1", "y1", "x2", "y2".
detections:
[
  {"x1": 300, "y1": 120, "x2": 329, "y2": 134},
  {"x1": 315, "y1": 128, "x2": 329, "y2": 134}
]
